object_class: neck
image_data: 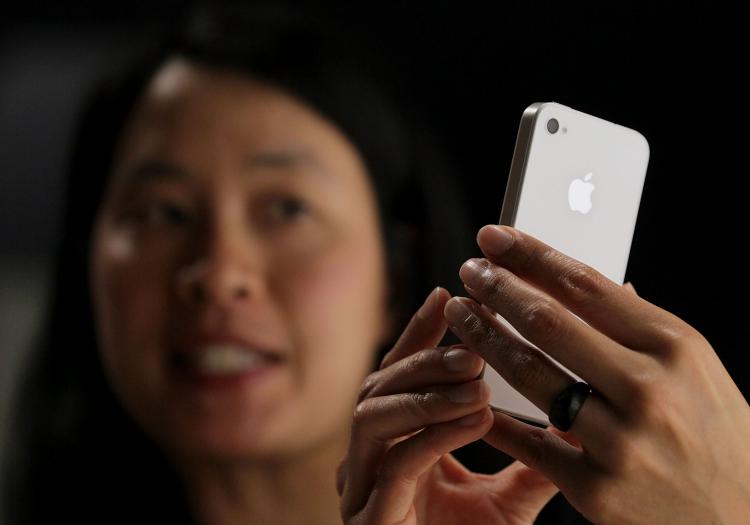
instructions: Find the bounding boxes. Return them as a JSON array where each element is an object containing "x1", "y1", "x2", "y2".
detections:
[{"x1": 177, "y1": 431, "x2": 348, "y2": 525}]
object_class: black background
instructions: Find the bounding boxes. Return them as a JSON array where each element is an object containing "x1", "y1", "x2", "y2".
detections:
[
  {"x1": 3, "y1": 1, "x2": 746, "y2": 369},
  {"x1": 1, "y1": 1, "x2": 747, "y2": 523}
]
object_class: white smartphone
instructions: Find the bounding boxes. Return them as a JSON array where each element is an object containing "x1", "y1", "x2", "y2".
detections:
[{"x1": 485, "y1": 101, "x2": 650, "y2": 425}]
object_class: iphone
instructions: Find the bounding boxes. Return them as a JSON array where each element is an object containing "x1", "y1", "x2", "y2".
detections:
[{"x1": 486, "y1": 101, "x2": 650, "y2": 424}]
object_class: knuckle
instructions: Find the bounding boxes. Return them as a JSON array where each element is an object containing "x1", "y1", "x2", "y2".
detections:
[
  {"x1": 522, "y1": 299, "x2": 567, "y2": 342},
  {"x1": 519, "y1": 427, "x2": 552, "y2": 471},
  {"x1": 506, "y1": 348, "x2": 551, "y2": 392},
  {"x1": 512, "y1": 234, "x2": 546, "y2": 273},
  {"x1": 484, "y1": 330, "x2": 506, "y2": 355},
  {"x1": 402, "y1": 392, "x2": 435, "y2": 422},
  {"x1": 395, "y1": 349, "x2": 442, "y2": 383},
  {"x1": 356, "y1": 372, "x2": 380, "y2": 404},
  {"x1": 621, "y1": 357, "x2": 657, "y2": 390},
  {"x1": 558, "y1": 261, "x2": 608, "y2": 308},
  {"x1": 409, "y1": 348, "x2": 438, "y2": 373},
  {"x1": 618, "y1": 365, "x2": 659, "y2": 415},
  {"x1": 655, "y1": 322, "x2": 705, "y2": 360},
  {"x1": 463, "y1": 313, "x2": 504, "y2": 353},
  {"x1": 462, "y1": 311, "x2": 489, "y2": 342},
  {"x1": 481, "y1": 266, "x2": 512, "y2": 304},
  {"x1": 351, "y1": 398, "x2": 373, "y2": 428},
  {"x1": 396, "y1": 353, "x2": 420, "y2": 378},
  {"x1": 480, "y1": 321, "x2": 504, "y2": 349},
  {"x1": 619, "y1": 370, "x2": 671, "y2": 430}
]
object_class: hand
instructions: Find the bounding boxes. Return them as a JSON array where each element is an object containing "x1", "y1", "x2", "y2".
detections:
[
  {"x1": 443, "y1": 224, "x2": 750, "y2": 524},
  {"x1": 338, "y1": 287, "x2": 560, "y2": 525}
]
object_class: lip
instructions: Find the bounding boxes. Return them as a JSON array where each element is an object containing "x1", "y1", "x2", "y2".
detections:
[
  {"x1": 169, "y1": 331, "x2": 287, "y2": 389},
  {"x1": 173, "y1": 331, "x2": 287, "y2": 359}
]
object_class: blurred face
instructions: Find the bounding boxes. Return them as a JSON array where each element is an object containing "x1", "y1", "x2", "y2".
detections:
[{"x1": 90, "y1": 58, "x2": 390, "y2": 463}]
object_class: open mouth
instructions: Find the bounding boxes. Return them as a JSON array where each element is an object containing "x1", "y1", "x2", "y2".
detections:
[{"x1": 172, "y1": 344, "x2": 280, "y2": 373}]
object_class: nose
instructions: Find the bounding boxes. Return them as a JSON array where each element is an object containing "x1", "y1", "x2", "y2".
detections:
[{"x1": 175, "y1": 228, "x2": 260, "y2": 308}]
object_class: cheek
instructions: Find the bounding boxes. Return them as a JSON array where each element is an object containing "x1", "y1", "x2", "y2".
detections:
[
  {"x1": 279, "y1": 240, "x2": 385, "y2": 388},
  {"x1": 91, "y1": 231, "x2": 171, "y2": 404}
]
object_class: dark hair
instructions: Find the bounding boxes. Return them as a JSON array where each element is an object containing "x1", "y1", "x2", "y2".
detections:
[{"x1": 2, "y1": 5, "x2": 474, "y2": 523}]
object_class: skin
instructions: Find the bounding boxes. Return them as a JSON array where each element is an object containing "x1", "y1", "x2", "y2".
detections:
[
  {"x1": 340, "y1": 224, "x2": 750, "y2": 524},
  {"x1": 338, "y1": 287, "x2": 564, "y2": 524},
  {"x1": 89, "y1": 57, "x2": 394, "y2": 525}
]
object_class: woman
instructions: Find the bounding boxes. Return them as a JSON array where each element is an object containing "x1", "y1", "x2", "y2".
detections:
[
  {"x1": 3, "y1": 5, "x2": 549, "y2": 524},
  {"x1": 5, "y1": 5, "x2": 749, "y2": 525}
]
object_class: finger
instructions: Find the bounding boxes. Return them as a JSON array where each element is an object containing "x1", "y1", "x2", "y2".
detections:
[
  {"x1": 442, "y1": 298, "x2": 623, "y2": 453},
  {"x1": 447, "y1": 300, "x2": 627, "y2": 457},
  {"x1": 445, "y1": 270, "x2": 644, "y2": 403},
  {"x1": 379, "y1": 287, "x2": 451, "y2": 369},
  {"x1": 548, "y1": 425, "x2": 582, "y2": 448},
  {"x1": 476, "y1": 225, "x2": 680, "y2": 353},
  {"x1": 342, "y1": 380, "x2": 490, "y2": 517},
  {"x1": 358, "y1": 345, "x2": 484, "y2": 403},
  {"x1": 445, "y1": 300, "x2": 573, "y2": 410},
  {"x1": 482, "y1": 408, "x2": 599, "y2": 501},
  {"x1": 360, "y1": 408, "x2": 493, "y2": 523},
  {"x1": 344, "y1": 287, "x2": 450, "y2": 520},
  {"x1": 354, "y1": 380, "x2": 489, "y2": 441}
]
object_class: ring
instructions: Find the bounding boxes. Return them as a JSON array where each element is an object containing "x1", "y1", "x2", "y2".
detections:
[{"x1": 549, "y1": 381, "x2": 592, "y2": 432}]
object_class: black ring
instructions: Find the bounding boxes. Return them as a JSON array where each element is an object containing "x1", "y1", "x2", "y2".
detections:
[{"x1": 549, "y1": 381, "x2": 592, "y2": 432}]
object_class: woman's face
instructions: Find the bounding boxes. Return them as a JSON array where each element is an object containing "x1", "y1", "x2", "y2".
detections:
[{"x1": 90, "y1": 58, "x2": 390, "y2": 463}]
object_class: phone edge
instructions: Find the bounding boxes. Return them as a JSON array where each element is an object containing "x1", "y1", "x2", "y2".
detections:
[
  {"x1": 499, "y1": 102, "x2": 545, "y2": 226},
  {"x1": 490, "y1": 406, "x2": 548, "y2": 428},
  {"x1": 493, "y1": 102, "x2": 550, "y2": 425}
]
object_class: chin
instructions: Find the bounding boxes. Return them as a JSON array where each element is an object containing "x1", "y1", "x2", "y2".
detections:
[{"x1": 161, "y1": 413, "x2": 304, "y2": 464}]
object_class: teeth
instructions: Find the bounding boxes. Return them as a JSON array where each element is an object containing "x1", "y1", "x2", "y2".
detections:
[{"x1": 188, "y1": 344, "x2": 266, "y2": 374}]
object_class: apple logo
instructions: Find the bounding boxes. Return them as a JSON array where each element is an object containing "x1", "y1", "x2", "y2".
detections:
[{"x1": 568, "y1": 172, "x2": 595, "y2": 214}]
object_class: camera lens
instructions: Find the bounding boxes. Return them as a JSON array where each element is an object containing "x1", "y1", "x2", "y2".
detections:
[{"x1": 547, "y1": 118, "x2": 560, "y2": 134}]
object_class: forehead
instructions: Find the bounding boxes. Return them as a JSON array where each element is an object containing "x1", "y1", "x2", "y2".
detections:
[
  {"x1": 112, "y1": 57, "x2": 366, "y2": 182},
  {"x1": 129, "y1": 58, "x2": 326, "y2": 148}
]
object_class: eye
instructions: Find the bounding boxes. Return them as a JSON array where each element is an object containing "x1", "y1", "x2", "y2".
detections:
[
  {"x1": 264, "y1": 195, "x2": 311, "y2": 224},
  {"x1": 126, "y1": 200, "x2": 192, "y2": 227}
]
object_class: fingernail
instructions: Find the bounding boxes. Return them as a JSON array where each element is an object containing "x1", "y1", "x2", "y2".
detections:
[
  {"x1": 446, "y1": 381, "x2": 482, "y2": 403},
  {"x1": 443, "y1": 298, "x2": 475, "y2": 328},
  {"x1": 459, "y1": 258, "x2": 487, "y2": 288},
  {"x1": 416, "y1": 287, "x2": 440, "y2": 320},
  {"x1": 457, "y1": 409, "x2": 488, "y2": 427},
  {"x1": 478, "y1": 225, "x2": 514, "y2": 256},
  {"x1": 443, "y1": 347, "x2": 479, "y2": 372}
]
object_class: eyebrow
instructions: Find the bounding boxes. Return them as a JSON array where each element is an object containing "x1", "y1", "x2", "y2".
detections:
[
  {"x1": 247, "y1": 150, "x2": 324, "y2": 172},
  {"x1": 119, "y1": 160, "x2": 187, "y2": 185},
  {"x1": 119, "y1": 150, "x2": 327, "y2": 185}
]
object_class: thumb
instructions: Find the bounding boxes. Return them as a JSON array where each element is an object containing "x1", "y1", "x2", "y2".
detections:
[
  {"x1": 489, "y1": 461, "x2": 559, "y2": 523},
  {"x1": 623, "y1": 281, "x2": 638, "y2": 296}
]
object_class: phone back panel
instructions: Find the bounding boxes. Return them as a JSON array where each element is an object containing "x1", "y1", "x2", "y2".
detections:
[{"x1": 487, "y1": 102, "x2": 650, "y2": 424}]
